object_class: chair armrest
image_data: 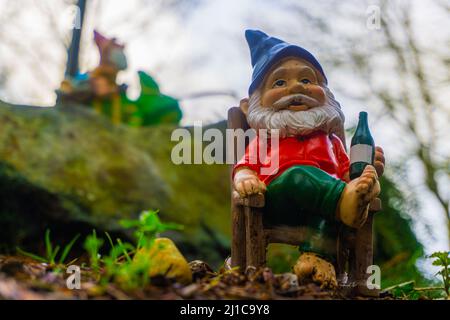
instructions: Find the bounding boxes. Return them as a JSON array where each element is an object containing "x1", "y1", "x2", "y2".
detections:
[
  {"x1": 232, "y1": 191, "x2": 265, "y2": 208},
  {"x1": 231, "y1": 192, "x2": 378, "y2": 211},
  {"x1": 369, "y1": 198, "x2": 382, "y2": 212},
  {"x1": 232, "y1": 191, "x2": 378, "y2": 211}
]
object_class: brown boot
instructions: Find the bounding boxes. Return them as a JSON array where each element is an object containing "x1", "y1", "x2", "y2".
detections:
[{"x1": 293, "y1": 252, "x2": 337, "y2": 289}]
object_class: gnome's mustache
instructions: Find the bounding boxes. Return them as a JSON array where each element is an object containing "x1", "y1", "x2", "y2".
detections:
[
  {"x1": 271, "y1": 93, "x2": 320, "y2": 110},
  {"x1": 247, "y1": 87, "x2": 346, "y2": 140}
]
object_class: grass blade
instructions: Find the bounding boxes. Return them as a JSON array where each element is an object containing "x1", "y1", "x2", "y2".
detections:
[
  {"x1": 45, "y1": 229, "x2": 52, "y2": 261},
  {"x1": 50, "y1": 245, "x2": 60, "y2": 265},
  {"x1": 104, "y1": 232, "x2": 115, "y2": 250},
  {"x1": 58, "y1": 234, "x2": 80, "y2": 265},
  {"x1": 116, "y1": 239, "x2": 132, "y2": 263},
  {"x1": 16, "y1": 247, "x2": 48, "y2": 263}
]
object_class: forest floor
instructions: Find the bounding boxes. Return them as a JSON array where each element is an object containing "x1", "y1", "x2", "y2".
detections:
[{"x1": 0, "y1": 255, "x2": 396, "y2": 300}]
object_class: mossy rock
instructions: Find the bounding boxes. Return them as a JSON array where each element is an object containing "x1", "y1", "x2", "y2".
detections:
[{"x1": 0, "y1": 100, "x2": 230, "y2": 265}]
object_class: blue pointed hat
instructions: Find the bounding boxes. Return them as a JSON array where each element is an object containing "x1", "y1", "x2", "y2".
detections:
[{"x1": 245, "y1": 29, "x2": 327, "y2": 95}]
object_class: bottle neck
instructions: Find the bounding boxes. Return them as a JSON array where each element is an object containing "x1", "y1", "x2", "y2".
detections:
[{"x1": 356, "y1": 112, "x2": 369, "y2": 134}]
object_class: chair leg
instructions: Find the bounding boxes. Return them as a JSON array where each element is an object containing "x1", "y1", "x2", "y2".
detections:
[
  {"x1": 231, "y1": 203, "x2": 246, "y2": 268},
  {"x1": 354, "y1": 212, "x2": 379, "y2": 297},
  {"x1": 245, "y1": 206, "x2": 266, "y2": 268},
  {"x1": 336, "y1": 225, "x2": 351, "y2": 284}
]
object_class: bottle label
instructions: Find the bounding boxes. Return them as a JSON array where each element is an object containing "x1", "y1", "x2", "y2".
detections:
[{"x1": 350, "y1": 144, "x2": 373, "y2": 164}]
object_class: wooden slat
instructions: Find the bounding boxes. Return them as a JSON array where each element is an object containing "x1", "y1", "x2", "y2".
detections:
[
  {"x1": 245, "y1": 207, "x2": 266, "y2": 267},
  {"x1": 227, "y1": 107, "x2": 250, "y2": 164},
  {"x1": 231, "y1": 202, "x2": 246, "y2": 268},
  {"x1": 353, "y1": 212, "x2": 379, "y2": 297},
  {"x1": 232, "y1": 191, "x2": 265, "y2": 208},
  {"x1": 229, "y1": 106, "x2": 251, "y2": 268},
  {"x1": 265, "y1": 225, "x2": 337, "y2": 257},
  {"x1": 369, "y1": 198, "x2": 382, "y2": 212},
  {"x1": 227, "y1": 107, "x2": 250, "y2": 131},
  {"x1": 264, "y1": 226, "x2": 307, "y2": 245}
]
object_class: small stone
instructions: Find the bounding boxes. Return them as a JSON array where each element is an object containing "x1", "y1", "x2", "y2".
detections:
[
  {"x1": 245, "y1": 266, "x2": 257, "y2": 278},
  {"x1": 275, "y1": 273, "x2": 299, "y2": 292},
  {"x1": 188, "y1": 260, "x2": 215, "y2": 281},
  {"x1": 262, "y1": 267, "x2": 274, "y2": 283},
  {"x1": 178, "y1": 283, "x2": 199, "y2": 298},
  {"x1": 134, "y1": 238, "x2": 192, "y2": 285}
]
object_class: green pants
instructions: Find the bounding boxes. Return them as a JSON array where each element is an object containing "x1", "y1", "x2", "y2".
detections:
[{"x1": 264, "y1": 165, "x2": 346, "y2": 261}]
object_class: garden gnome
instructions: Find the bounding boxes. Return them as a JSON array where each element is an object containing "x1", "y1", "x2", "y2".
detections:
[
  {"x1": 233, "y1": 30, "x2": 385, "y2": 288},
  {"x1": 90, "y1": 30, "x2": 127, "y2": 99}
]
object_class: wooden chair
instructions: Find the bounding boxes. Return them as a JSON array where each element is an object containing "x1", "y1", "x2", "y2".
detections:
[{"x1": 228, "y1": 106, "x2": 381, "y2": 297}]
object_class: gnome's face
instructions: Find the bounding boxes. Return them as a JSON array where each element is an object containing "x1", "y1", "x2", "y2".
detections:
[
  {"x1": 260, "y1": 58, "x2": 326, "y2": 112},
  {"x1": 242, "y1": 29, "x2": 346, "y2": 140},
  {"x1": 245, "y1": 57, "x2": 345, "y2": 139}
]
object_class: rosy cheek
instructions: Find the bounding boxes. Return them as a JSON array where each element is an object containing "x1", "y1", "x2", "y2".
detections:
[
  {"x1": 308, "y1": 86, "x2": 326, "y2": 103},
  {"x1": 262, "y1": 88, "x2": 286, "y2": 107}
]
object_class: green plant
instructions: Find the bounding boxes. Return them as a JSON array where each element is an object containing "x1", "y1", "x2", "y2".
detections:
[
  {"x1": 16, "y1": 210, "x2": 183, "y2": 290},
  {"x1": 83, "y1": 229, "x2": 104, "y2": 273},
  {"x1": 119, "y1": 209, "x2": 183, "y2": 249},
  {"x1": 383, "y1": 251, "x2": 450, "y2": 299},
  {"x1": 16, "y1": 229, "x2": 80, "y2": 267},
  {"x1": 429, "y1": 251, "x2": 450, "y2": 297},
  {"x1": 382, "y1": 280, "x2": 444, "y2": 300},
  {"x1": 84, "y1": 210, "x2": 183, "y2": 289}
]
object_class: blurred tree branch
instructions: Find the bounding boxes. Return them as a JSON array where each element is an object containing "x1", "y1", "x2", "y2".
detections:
[{"x1": 378, "y1": 0, "x2": 449, "y2": 245}]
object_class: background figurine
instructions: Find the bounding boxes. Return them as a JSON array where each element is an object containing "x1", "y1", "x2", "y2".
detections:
[
  {"x1": 57, "y1": 30, "x2": 182, "y2": 127},
  {"x1": 232, "y1": 30, "x2": 386, "y2": 288},
  {"x1": 134, "y1": 71, "x2": 182, "y2": 126}
]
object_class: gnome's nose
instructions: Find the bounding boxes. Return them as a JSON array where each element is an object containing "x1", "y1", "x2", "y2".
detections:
[{"x1": 289, "y1": 82, "x2": 307, "y2": 95}]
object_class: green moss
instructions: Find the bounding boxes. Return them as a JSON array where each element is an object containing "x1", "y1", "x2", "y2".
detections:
[{"x1": 0, "y1": 101, "x2": 231, "y2": 266}]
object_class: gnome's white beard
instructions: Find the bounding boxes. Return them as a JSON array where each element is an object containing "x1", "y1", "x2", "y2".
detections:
[{"x1": 247, "y1": 87, "x2": 345, "y2": 139}]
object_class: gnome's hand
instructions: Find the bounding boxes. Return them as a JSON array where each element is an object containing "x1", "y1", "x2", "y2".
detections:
[
  {"x1": 374, "y1": 146, "x2": 385, "y2": 177},
  {"x1": 234, "y1": 168, "x2": 266, "y2": 197}
]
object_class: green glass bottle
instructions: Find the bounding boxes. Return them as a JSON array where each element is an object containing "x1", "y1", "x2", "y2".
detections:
[{"x1": 349, "y1": 111, "x2": 375, "y2": 180}]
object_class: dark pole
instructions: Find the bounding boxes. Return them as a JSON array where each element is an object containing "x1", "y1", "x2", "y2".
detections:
[{"x1": 65, "y1": 0, "x2": 87, "y2": 78}]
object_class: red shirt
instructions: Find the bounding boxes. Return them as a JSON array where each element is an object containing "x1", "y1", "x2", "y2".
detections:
[{"x1": 233, "y1": 131, "x2": 349, "y2": 185}]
